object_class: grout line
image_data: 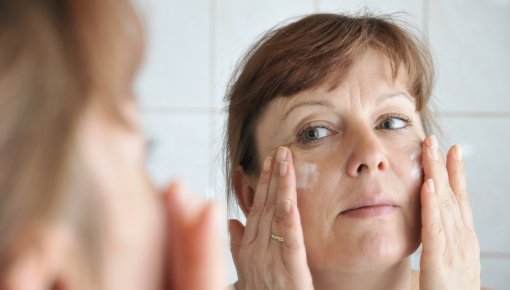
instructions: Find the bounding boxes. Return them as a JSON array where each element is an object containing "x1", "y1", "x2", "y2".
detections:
[
  {"x1": 439, "y1": 111, "x2": 510, "y2": 118},
  {"x1": 414, "y1": 250, "x2": 510, "y2": 260},
  {"x1": 422, "y1": 0, "x2": 429, "y2": 32},
  {"x1": 208, "y1": 0, "x2": 217, "y2": 200},
  {"x1": 480, "y1": 252, "x2": 510, "y2": 260},
  {"x1": 141, "y1": 107, "x2": 510, "y2": 118},
  {"x1": 140, "y1": 107, "x2": 225, "y2": 114},
  {"x1": 313, "y1": 0, "x2": 320, "y2": 12}
]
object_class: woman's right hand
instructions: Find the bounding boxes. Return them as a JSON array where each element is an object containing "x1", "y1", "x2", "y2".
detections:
[{"x1": 229, "y1": 146, "x2": 314, "y2": 290}]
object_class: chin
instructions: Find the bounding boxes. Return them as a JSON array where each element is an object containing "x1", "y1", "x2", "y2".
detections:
[
  {"x1": 351, "y1": 230, "x2": 420, "y2": 270},
  {"x1": 310, "y1": 229, "x2": 420, "y2": 272}
]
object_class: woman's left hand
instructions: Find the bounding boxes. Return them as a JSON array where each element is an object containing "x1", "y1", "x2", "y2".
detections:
[{"x1": 419, "y1": 135, "x2": 481, "y2": 290}]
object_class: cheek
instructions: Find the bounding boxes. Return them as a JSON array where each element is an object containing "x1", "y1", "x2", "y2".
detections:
[
  {"x1": 295, "y1": 162, "x2": 320, "y2": 189},
  {"x1": 384, "y1": 135, "x2": 423, "y2": 184}
]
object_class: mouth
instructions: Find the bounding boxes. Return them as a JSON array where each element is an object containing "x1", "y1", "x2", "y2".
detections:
[{"x1": 339, "y1": 199, "x2": 398, "y2": 219}]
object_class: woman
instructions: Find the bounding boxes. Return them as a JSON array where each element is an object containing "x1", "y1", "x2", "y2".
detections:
[
  {"x1": 0, "y1": 1, "x2": 224, "y2": 289},
  {"x1": 225, "y1": 13, "x2": 483, "y2": 289}
]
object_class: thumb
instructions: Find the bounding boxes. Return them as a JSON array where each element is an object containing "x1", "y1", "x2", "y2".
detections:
[{"x1": 228, "y1": 219, "x2": 245, "y2": 268}]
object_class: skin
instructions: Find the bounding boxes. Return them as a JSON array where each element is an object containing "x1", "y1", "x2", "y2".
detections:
[
  {"x1": 3, "y1": 99, "x2": 226, "y2": 290},
  {"x1": 230, "y1": 49, "x2": 481, "y2": 290}
]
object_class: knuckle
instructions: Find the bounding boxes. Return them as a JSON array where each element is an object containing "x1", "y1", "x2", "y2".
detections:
[
  {"x1": 439, "y1": 197, "x2": 452, "y2": 208},
  {"x1": 264, "y1": 201, "x2": 276, "y2": 214},
  {"x1": 258, "y1": 172, "x2": 271, "y2": 184},
  {"x1": 249, "y1": 203, "x2": 263, "y2": 216}
]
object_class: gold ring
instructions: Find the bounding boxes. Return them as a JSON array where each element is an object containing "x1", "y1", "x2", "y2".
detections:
[{"x1": 271, "y1": 233, "x2": 284, "y2": 243}]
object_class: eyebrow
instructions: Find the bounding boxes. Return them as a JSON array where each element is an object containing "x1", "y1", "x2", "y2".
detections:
[
  {"x1": 282, "y1": 91, "x2": 415, "y2": 120},
  {"x1": 282, "y1": 100, "x2": 334, "y2": 120},
  {"x1": 376, "y1": 91, "x2": 415, "y2": 106}
]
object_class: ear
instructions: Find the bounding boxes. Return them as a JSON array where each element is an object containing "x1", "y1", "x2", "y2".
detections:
[
  {"x1": 2, "y1": 227, "x2": 73, "y2": 290},
  {"x1": 232, "y1": 166, "x2": 257, "y2": 217}
]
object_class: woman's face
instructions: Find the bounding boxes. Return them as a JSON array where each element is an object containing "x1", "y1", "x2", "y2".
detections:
[
  {"x1": 76, "y1": 99, "x2": 166, "y2": 290},
  {"x1": 253, "y1": 49, "x2": 425, "y2": 272}
]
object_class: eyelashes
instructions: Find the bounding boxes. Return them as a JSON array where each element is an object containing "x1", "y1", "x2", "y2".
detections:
[
  {"x1": 375, "y1": 113, "x2": 413, "y2": 130},
  {"x1": 296, "y1": 122, "x2": 336, "y2": 145},
  {"x1": 295, "y1": 113, "x2": 413, "y2": 146}
]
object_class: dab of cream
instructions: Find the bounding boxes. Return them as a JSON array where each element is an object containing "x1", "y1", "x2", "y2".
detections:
[
  {"x1": 296, "y1": 163, "x2": 319, "y2": 189},
  {"x1": 409, "y1": 149, "x2": 422, "y2": 181}
]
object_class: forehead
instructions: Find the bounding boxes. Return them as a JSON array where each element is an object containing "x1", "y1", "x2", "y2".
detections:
[{"x1": 266, "y1": 49, "x2": 414, "y2": 119}]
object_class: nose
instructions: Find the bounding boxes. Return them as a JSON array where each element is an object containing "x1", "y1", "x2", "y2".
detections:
[{"x1": 346, "y1": 130, "x2": 389, "y2": 177}]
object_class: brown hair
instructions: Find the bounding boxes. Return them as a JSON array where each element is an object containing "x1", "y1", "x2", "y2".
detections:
[
  {"x1": 225, "y1": 13, "x2": 435, "y2": 210},
  {"x1": 0, "y1": 0, "x2": 143, "y2": 284}
]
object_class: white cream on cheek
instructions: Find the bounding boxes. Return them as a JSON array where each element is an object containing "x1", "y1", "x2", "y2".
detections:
[
  {"x1": 409, "y1": 148, "x2": 423, "y2": 181},
  {"x1": 296, "y1": 162, "x2": 320, "y2": 189}
]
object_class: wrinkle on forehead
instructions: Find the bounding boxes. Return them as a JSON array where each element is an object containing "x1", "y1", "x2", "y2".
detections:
[{"x1": 254, "y1": 49, "x2": 417, "y2": 158}]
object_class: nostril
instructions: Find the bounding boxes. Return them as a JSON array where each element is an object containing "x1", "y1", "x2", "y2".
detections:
[{"x1": 378, "y1": 161, "x2": 386, "y2": 171}]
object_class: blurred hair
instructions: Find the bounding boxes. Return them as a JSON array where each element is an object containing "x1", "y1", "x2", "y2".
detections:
[
  {"x1": 0, "y1": 0, "x2": 144, "y2": 284},
  {"x1": 224, "y1": 13, "x2": 435, "y2": 211}
]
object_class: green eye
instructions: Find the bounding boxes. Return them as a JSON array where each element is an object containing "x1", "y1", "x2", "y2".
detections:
[
  {"x1": 378, "y1": 116, "x2": 409, "y2": 130},
  {"x1": 297, "y1": 126, "x2": 333, "y2": 144}
]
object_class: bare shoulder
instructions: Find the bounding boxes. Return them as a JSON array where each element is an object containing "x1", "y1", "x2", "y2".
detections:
[{"x1": 412, "y1": 271, "x2": 493, "y2": 290}]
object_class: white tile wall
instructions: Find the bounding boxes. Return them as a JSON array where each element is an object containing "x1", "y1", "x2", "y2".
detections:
[
  {"x1": 141, "y1": 111, "x2": 211, "y2": 196},
  {"x1": 480, "y1": 257, "x2": 510, "y2": 290},
  {"x1": 135, "y1": 0, "x2": 211, "y2": 108},
  {"x1": 428, "y1": 0, "x2": 510, "y2": 112},
  {"x1": 136, "y1": 0, "x2": 510, "y2": 286},
  {"x1": 440, "y1": 116, "x2": 510, "y2": 253},
  {"x1": 318, "y1": 0, "x2": 425, "y2": 28},
  {"x1": 213, "y1": 0, "x2": 316, "y2": 108}
]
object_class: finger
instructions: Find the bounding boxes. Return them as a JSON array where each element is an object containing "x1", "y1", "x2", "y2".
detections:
[
  {"x1": 243, "y1": 156, "x2": 273, "y2": 244},
  {"x1": 446, "y1": 145, "x2": 474, "y2": 229},
  {"x1": 273, "y1": 147, "x2": 297, "y2": 235},
  {"x1": 421, "y1": 136, "x2": 462, "y2": 230},
  {"x1": 164, "y1": 182, "x2": 188, "y2": 290},
  {"x1": 271, "y1": 150, "x2": 312, "y2": 282},
  {"x1": 179, "y1": 204, "x2": 226, "y2": 290},
  {"x1": 258, "y1": 147, "x2": 288, "y2": 247},
  {"x1": 282, "y1": 200, "x2": 313, "y2": 283},
  {"x1": 420, "y1": 179, "x2": 446, "y2": 259},
  {"x1": 270, "y1": 148, "x2": 296, "y2": 268},
  {"x1": 228, "y1": 219, "x2": 245, "y2": 270}
]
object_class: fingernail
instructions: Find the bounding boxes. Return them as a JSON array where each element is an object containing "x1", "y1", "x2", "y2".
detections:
[
  {"x1": 276, "y1": 146, "x2": 287, "y2": 162},
  {"x1": 455, "y1": 145, "x2": 463, "y2": 160},
  {"x1": 263, "y1": 156, "x2": 272, "y2": 172},
  {"x1": 284, "y1": 199, "x2": 291, "y2": 214},
  {"x1": 280, "y1": 161, "x2": 288, "y2": 176},
  {"x1": 426, "y1": 179, "x2": 435, "y2": 193},
  {"x1": 428, "y1": 135, "x2": 438, "y2": 149},
  {"x1": 428, "y1": 136, "x2": 438, "y2": 160}
]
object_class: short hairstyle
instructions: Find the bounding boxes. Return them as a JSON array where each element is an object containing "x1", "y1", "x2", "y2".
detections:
[{"x1": 224, "y1": 13, "x2": 435, "y2": 210}]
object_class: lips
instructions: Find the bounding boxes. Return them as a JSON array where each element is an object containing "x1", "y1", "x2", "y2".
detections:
[{"x1": 340, "y1": 198, "x2": 398, "y2": 218}]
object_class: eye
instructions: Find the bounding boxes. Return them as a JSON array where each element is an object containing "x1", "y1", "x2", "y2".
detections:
[
  {"x1": 297, "y1": 124, "x2": 335, "y2": 145},
  {"x1": 376, "y1": 113, "x2": 411, "y2": 130}
]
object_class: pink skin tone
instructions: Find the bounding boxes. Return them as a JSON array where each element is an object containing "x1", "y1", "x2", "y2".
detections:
[
  {"x1": 261, "y1": 48, "x2": 423, "y2": 282},
  {"x1": 4, "y1": 100, "x2": 226, "y2": 290},
  {"x1": 230, "y1": 49, "x2": 481, "y2": 290}
]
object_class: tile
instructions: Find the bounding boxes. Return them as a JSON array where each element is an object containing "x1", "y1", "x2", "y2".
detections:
[
  {"x1": 141, "y1": 111, "x2": 212, "y2": 198},
  {"x1": 213, "y1": 0, "x2": 316, "y2": 108},
  {"x1": 440, "y1": 116, "x2": 510, "y2": 253},
  {"x1": 480, "y1": 257, "x2": 510, "y2": 290},
  {"x1": 428, "y1": 0, "x2": 510, "y2": 112},
  {"x1": 134, "y1": 0, "x2": 210, "y2": 108},
  {"x1": 318, "y1": 0, "x2": 424, "y2": 28}
]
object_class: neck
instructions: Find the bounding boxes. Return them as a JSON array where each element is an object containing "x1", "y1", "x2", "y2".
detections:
[{"x1": 311, "y1": 257, "x2": 415, "y2": 290}]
